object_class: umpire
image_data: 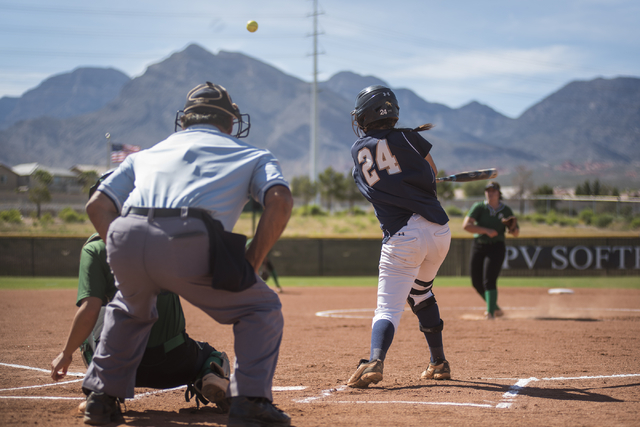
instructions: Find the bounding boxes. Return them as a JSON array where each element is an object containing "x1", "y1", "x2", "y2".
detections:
[{"x1": 82, "y1": 82, "x2": 293, "y2": 426}]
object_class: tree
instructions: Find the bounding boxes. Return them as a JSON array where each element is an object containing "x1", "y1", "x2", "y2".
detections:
[
  {"x1": 28, "y1": 169, "x2": 53, "y2": 219},
  {"x1": 462, "y1": 180, "x2": 486, "y2": 198},
  {"x1": 318, "y1": 167, "x2": 346, "y2": 212},
  {"x1": 343, "y1": 176, "x2": 366, "y2": 211},
  {"x1": 512, "y1": 165, "x2": 534, "y2": 214},
  {"x1": 290, "y1": 176, "x2": 318, "y2": 206},
  {"x1": 533, "y1": 184, "x2": 556, "y2": 213},
  {"x1": 576, "y1": 180, "x2": 592, "y2": 196},
  {"x1": 77, "y1": 171, "x2": 99, "y2": 196},
  {"x1": 436, "y1": 170, "x2": 455, "y2": 200},
  {"x1": 575, "y1": 179, "x2": 619, "y2": 197}
]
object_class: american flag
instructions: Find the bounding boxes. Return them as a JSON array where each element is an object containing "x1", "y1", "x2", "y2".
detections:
[{"x1": 111, "y1": 143, "x2": 141, "y2": 163}]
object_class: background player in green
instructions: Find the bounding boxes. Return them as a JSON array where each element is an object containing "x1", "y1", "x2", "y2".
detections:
[
  {"x1": 50, "y1": 174, "x2": 231, "y2": 413},
  {"x1": 462, "y1": 181, "x2": 519, "y2": 319}
]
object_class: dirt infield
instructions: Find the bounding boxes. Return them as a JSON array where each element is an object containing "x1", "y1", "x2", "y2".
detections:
[{"x1": 1, "y1": 285, "x2": 639, "y2": 426}]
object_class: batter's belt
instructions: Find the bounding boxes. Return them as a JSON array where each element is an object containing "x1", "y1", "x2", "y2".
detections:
[{"x1": 126, "y1": 207, "x2": 256, "y2": 292}]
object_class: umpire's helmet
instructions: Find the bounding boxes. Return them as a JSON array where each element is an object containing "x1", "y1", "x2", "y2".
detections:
[
  {"x1": 174, "y1": 82, "x2": 251, "y2": 138},
  {"x1": 351, "y1": 85, "x2": 399, "y2": 134}
]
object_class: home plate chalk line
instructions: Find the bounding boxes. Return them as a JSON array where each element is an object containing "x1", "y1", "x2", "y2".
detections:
[
  {"x1": 2, "y1": 362, "x2": 638, "y2": 410},
  {"x1": 293, "y1": 374, "x2": 640, "y2": 409},
  {"x1": 0, "y1": 362, "x2": 306, "y2": 401}
]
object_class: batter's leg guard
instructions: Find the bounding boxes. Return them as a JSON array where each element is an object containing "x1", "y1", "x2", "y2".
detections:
[
  {"x1": 419, "y1": 319, "x2": 444, "y2": 335},
  {"x1": 406, "y1": 279, "x2": 435, "y2": 314}
]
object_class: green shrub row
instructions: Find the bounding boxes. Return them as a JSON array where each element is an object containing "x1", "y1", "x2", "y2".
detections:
[{"x1": 0, "y1": 207, "x2": 87, "y2": 224}]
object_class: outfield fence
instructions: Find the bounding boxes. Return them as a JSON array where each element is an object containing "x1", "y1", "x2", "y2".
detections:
[{"x1": 1, "y1": 237, "x2": 638, "y2": 277}]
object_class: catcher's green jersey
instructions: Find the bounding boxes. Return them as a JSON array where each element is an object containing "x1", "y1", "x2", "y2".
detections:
[
  {"x1": 467, "y1": 201, "x2": 515, "y2": 244},
  {"x1": 77, "y1": 234, "x2": 185, "y2": 348}
]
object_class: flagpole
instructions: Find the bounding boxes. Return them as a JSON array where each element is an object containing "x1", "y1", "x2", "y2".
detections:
[{"x1": 106, "y1": 133, "x2": 111, "y2": 170}]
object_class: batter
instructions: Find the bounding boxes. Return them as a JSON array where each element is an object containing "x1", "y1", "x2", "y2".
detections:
[{"x1": 347, "y1": 85, "x2": 452, "y2": 388}]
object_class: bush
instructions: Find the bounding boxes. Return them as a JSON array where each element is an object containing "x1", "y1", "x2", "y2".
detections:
[
  {"x1": 0, "y1": 209, "x2": 23, "y2": 224},
  {"x1": 445, "y1": 205, "x2": 463, "y2": 217},
  {"x1": 593, "y1": 214, "x2": 614, "y2": 228},
  {"x1": 40, "y1": 213, "x2": 54, "y2": 224},
  {"x1": 531, "y1": 213, "x2": 547, "y2": 224},
  {"x1": 348, "y1": 206, "x2": 367, "y2": 216},
  {"x1": 294, "y1": 204, "x2": 327, "y2": 216},
  {"x1": 557, "y1": 216, "x2": 579, "y2": 227},
  {"x1": 579, "y1": 209, "x2": 595, "y2": 225},
  {"x1": 630, "y1": 217, "x2": 640, "y2": 230},
  {"x1": 58, "y1": 207, "x2": 86, "y2": 223},
  {"x1": 545, "y1": 210, "x2": 558, "y2": 226}
]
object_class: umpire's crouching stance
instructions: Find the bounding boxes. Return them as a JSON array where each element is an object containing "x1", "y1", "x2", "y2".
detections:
[{"x1": 83, "y1": 82, "x2": 293, "y2": 427}]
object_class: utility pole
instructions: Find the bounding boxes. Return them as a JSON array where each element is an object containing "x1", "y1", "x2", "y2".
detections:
[
  {"x1": 309, "y1": 0, "x2": 322, "y2": 205},
  {"x1": 106, "y1": 133, "x2": 111, "y2": 170}
]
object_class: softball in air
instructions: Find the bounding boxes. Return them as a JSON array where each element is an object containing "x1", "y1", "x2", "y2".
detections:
[{"x1": 246, "y1": 20, "x2": 258, "y2": 33}]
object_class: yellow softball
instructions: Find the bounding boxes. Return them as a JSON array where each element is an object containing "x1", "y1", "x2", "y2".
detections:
[{"x1": 246, "y1": 20, "x2": 258, "y2": 33}]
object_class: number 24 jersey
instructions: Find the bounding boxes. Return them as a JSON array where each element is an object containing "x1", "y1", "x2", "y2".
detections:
[{"x1": 351, "y1": 128, "x2": 449, "y2": 241}]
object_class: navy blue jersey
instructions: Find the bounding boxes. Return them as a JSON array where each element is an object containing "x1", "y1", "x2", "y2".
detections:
[{"x1": 351, "y1": 128, "x2": 449, "y2": 241}]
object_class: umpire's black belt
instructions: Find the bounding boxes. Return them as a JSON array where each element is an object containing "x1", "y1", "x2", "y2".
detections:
[
  {"x1": 125, "y1": 206, "x2": 257, "y2": 292},
  {"x1": 129, "y1": 206, "x2": 200, "y2": 219}
]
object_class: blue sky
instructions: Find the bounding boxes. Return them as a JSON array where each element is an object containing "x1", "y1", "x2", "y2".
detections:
[{"x1": 1, "y1": 0, "x2": 637, "y2": 118}]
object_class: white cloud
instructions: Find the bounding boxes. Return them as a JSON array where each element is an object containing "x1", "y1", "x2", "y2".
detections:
[{"x1": 390, "y1": 45, "x2": 582, "y2": 81}]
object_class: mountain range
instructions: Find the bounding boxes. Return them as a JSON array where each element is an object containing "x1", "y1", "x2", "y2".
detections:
[{"x1": 1, "y1": 44, "x2": 638, "y2": 187}]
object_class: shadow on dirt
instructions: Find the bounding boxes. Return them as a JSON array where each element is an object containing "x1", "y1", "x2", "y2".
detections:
[
  {"x1": 121, "y1": 406, "x2": 228, "y2": 426},
  {"x1": 385, "y1": 379, "x2": 625, "y2": 403}
]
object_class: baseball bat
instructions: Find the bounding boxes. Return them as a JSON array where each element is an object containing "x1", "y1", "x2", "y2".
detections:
[{"x1": 436, "y1": 168, "x2": 498, "y2": 183}]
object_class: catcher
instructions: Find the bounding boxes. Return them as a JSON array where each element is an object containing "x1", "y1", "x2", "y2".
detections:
[
  {"x1": 50, "y1": 174, "x2": 231, "y2": 413},
  {"x1": 462, "y1": 181, "x2": 519, "y2": 319}
]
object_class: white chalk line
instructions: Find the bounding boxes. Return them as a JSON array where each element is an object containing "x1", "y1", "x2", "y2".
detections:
[
  {"x1": 0, "y1": 361, "x2": 307, "y2": 401},
  {"x1": 316, "y1": 306, "x2": 640, "y2": 318},
  {"x1": 294, "y1": 373, "x2": 640, "y2": 410},
  {"x1": 0, "y1": 362, "x2": 84, "y2": 377},
  {"x1": 0, "y1": 378, "x2": 84, "y2": 392},
  {"x1": 2, "y1": 362, "x2": 638, "y2": 409},
  {"x1": 333, "y1": 400, "x2": 493, "y2": 408},
  {"x1": 0, "y1": 396, "x2": 85, "y2": 400},
  {"x1": 497, "y1": 377, "x2": 537, "y2": 409},
  {"x1": 294, "y1": 385, "x2": 348, "y2": 403}
]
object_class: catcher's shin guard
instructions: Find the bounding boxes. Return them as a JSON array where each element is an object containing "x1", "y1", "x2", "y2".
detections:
[{"x1": 188, "y1": 351, "x2": 231, "y2": 412}]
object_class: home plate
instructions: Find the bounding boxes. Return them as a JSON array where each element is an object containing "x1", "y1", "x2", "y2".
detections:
[{"x1": 548, "y1": 288, "x2": 574, "y2": 295}]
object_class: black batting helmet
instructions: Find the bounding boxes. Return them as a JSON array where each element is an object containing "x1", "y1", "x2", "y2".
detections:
[
  {"x1": 174, "y1": 82, "x2": 251, "y2": 138},
  {"x1": 351, "y1": 85, "x2": 399, "y2": 134}
]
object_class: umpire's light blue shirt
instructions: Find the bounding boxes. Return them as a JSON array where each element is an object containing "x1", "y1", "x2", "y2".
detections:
[{"x1": 98, "y1": 125, "x2": 289, "y2": 231}]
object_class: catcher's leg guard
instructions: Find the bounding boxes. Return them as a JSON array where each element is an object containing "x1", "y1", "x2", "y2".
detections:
[{"x1": 190, "y1": 351, "x2": 231, "y2": 412}]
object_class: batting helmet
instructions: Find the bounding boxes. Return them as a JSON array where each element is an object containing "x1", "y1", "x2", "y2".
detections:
[
  {"x1": 351, "y1": 85, "x2": 399, "y2": 134},
  {"x1": 174, "y1": 82, "x2": 251, "y2": 138}
]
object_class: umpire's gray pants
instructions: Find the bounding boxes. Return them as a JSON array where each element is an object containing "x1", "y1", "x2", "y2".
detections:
[{"x1": 82, "y1": 214, "x2": 283, "y2": 400}]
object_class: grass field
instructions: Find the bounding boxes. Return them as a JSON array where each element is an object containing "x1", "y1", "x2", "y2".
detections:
[
  {"x1": 2, "y1": 211, "x2": 639, "y2": 238},
  {"x1": 1, "y1": 275, "x2": 638, "y2": 290}
]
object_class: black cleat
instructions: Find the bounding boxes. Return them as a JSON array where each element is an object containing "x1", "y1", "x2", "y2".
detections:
[
  {"x1": 228, "y1": 396, "x2": 291, "y2": 427},
  {"x1": 83, "y1": 391, "x2": 124, "y2": 425}
]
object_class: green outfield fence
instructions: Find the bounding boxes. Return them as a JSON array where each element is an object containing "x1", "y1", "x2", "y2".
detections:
[{"x1": 1, "y1": 237, "x2": 639, "y2": 277}]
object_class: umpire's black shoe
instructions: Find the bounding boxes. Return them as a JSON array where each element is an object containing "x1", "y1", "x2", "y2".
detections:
[
  {"x1": 228, "y1": 396, "x2": 291, "y2": 427},
  {"x1": 83, "y1": 391, "x2": 124, "y2": 425}
]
